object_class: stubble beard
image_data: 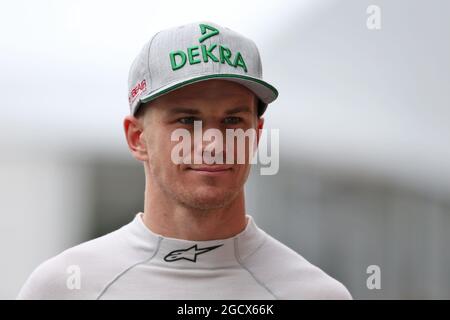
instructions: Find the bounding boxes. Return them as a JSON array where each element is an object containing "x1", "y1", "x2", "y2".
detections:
[{"x1": 149, "y1": 164, "x2": 243, "y2": 213}]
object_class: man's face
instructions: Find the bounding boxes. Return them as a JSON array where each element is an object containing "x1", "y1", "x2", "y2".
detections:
[{"x1": 137, "y1": 79, "x2": 263, "y2": 210}]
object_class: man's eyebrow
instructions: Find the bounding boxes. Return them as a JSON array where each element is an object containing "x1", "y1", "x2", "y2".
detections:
[
  {"x1": 166, "y1": 107, "x2": 201, "y2": 115},
  {"x1": 225, "y1": 106, "x2": 253, "y2": 115},
  {"x1": 165, "y1": 105, "x2": 253, "y2": 115}
]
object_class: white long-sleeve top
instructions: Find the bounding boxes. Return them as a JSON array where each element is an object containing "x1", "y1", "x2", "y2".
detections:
[{"x1": 17, "y1": 213, "x2": 352, "y2": 300}]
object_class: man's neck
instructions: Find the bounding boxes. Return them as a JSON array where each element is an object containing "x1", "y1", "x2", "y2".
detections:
[{"x1": 141, "y1": 187, "x2": 247, "y2": 241}]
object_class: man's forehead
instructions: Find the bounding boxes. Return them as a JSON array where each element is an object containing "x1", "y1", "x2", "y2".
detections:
[
  {"x1": 143, "y1": 81, "x2": 259, "y2": 117},
  {"x1": 159, "y1": 101, "x2": 255, "y2": 115},
  {"x1": 166, "y1": 92, "x2": 254, "y2": 104},
  {"x1": 166, "y1": 83, "x2": 254, "y2": 100},
  {"x1": 155, "y1": 86, "x2": 257, "y2": 111}
]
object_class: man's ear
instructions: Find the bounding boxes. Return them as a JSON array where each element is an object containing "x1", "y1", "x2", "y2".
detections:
[{"x1": 123, "y1": 115, "x2": 148, "y2": 161}]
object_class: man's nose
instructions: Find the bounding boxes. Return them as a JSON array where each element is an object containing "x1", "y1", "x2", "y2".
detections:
[{"x1": 192, "y1": 122, "x2": 227, "y2": 164}]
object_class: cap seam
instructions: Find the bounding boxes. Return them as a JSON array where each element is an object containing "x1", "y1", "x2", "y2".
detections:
[
  {"x1": 233, "y1": 237, "x2": 278, "y2": 299},
  {"x1": 95, "y1": 236, "x2": 162, "y2": 300},
  {"x1": 146, "y1": 31, "x2": 161, "y2": 95}
]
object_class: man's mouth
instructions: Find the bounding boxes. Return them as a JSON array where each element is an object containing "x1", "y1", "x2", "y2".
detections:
[{"x1": 187, "y1": 165, "x2": 233, "y2": 175}]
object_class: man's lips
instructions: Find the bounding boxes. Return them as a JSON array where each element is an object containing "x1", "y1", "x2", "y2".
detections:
[{"x1": 187, "y1": 165, "x2": 233, "y2": 173}]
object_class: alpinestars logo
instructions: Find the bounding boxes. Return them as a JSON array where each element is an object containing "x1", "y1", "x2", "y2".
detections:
[{"x1": 164, "y1": 244, "x2": 223, "y2": 262}]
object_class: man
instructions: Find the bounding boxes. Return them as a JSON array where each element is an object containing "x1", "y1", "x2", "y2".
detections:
[{"x1": 17, "y1": 21, "x2": 351, "y2": 299}]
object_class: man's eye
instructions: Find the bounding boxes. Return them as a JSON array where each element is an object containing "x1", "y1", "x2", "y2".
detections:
[
  {"x1": 223, "y1": 117, "x2": 242, "y2": 125},
  {"x1": 178, "y1": 117, "x2": 198, "y2": 125}
]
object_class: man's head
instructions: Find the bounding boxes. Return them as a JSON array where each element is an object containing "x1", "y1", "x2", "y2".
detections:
[
  {"x1": 124, "y1": 21, "x2": 278, "y2": 211},
  {"x1": 124, "y1": 79, "x2": 264, "y2": 211}
]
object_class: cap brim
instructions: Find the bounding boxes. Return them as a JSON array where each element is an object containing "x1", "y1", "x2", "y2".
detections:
[{"x1": 137, "y1": 73, "x2": 278, "y2": 116}]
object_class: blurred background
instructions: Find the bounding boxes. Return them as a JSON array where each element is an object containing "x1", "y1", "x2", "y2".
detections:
[{"x1": 1, "y1": 0, "x2": 449, "y2": 299}]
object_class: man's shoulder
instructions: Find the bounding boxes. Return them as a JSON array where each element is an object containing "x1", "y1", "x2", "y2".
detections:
[
  {"x1": 241, "y1": 230, "x2": 352, "y2": 300},
  {"x1": 17, "y1": 223, "x2": 144, "y2": 299}
]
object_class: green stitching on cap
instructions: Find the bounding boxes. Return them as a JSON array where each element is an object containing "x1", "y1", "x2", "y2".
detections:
[
  {"x1": 170, "y1": 51, "x2": 187, "y2": 70},
  {"x1": 198, "y1": 24, "x2": 219, "y2": 43},
  {"x1": 201, "y1": 44, "x2": 219, "y2": 63},
  {"x1": 168, "y1": 23, "x2": 248, "y2": 73},
  {"x1": 219, "y1": 46, "x2": 233, "y2": 66},
  {"x1": 187, "y1": 46, "x2": 201, "y2": 64},
  {"x1": 233, "y1": 52, "x2": 247, "y2": 72},
  {"x1": 170, "y1": 44, "x2": 247, "y2": 72}
]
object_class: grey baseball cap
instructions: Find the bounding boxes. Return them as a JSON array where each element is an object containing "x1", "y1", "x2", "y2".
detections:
[{"x1": 127, "y1": 21, "x2": 278, "y2": 117}]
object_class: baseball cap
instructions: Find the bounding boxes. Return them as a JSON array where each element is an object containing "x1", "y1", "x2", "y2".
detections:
[{"x1": 127, "y1": 21, "x2": 278, "y2": 117}]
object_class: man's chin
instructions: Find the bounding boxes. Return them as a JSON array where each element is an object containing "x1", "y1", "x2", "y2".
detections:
[{"x1": 179, "y1": 187, "x2": 239, "y2": 211}]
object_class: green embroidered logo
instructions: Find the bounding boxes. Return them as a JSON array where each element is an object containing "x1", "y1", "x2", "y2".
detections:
[{"x1": 169, "y1": 24, "x2": 247, "y2": 73}]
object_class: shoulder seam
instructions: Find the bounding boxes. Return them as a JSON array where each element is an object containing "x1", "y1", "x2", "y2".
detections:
[
  {"x1": 233, "y1": 237, "x2": 278, "y2": 300},
  {"x1": 95, "y1": 236, "x2": 162, "y2": 300}
]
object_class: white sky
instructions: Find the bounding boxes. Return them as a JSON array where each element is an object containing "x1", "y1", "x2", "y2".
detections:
[
  {"x1": 0, "y1": 0, "x2": 319, "y2": 148},
  {"x1": 1, "y1": 0, "x2": 449, "y2": 196}
]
